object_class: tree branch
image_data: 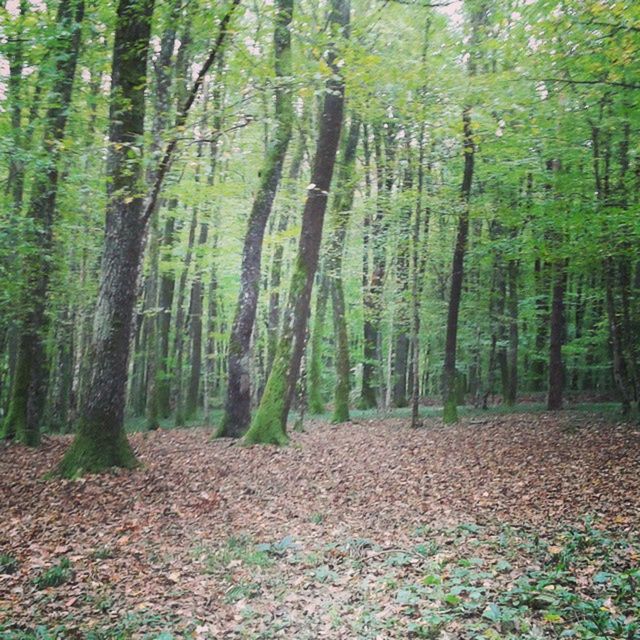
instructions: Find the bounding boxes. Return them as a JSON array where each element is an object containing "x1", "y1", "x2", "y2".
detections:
[
  {"x1": 141, "y1": 0, "x2": 241, "y2": 225},
  {"x1": 537, "y1": 77, "x2": 640, "y2": 91}
]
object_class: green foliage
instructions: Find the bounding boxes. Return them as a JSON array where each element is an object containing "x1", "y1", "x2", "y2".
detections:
[
  {"x1": 32, "y1": 557, "x2": 73, "y2": 589},
  {"x1": 0, "y1": 553, "x2": 19, "y2": 574}
]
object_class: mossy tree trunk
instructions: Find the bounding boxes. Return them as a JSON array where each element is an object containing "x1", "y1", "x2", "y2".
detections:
[
  {"x1": 2, "y1": 0, "x2": 84, "y2": 446},
  {"x1": 308, "y1": 275, "x2": 329, "y2": 415},
  {"x1": 219, "y1": 0, "x2": 294, "y2": 438},
  {"x1": 245, "y1": 0, "x2": 349, "y2": 445},
  {"x1": 265, "y1": 125, "x2": 307, "y2": 384},
  {"x1": 326, "y1": 115, "x2": 360, "y2": 423},
  {"x1": 359, "y1": 123, "x2": 395, "y2": 409},
  {"x1": 58, "y1": 0, "x2": 156, "y2": 476}
]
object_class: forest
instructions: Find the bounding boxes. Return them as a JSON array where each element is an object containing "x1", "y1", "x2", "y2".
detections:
[{"x1": 0, "y1": 0, "x2": 639, "y2": 637}]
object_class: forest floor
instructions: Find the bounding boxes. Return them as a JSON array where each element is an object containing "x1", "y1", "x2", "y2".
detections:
[{"x1": 1, "y1": 409, "x2": 639, "y2": 639}]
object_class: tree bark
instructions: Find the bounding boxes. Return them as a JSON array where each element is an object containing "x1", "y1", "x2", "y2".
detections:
[
  {"x1": 392, "y1": 137, "x2": 414, "y2": 408},
  {"x1": 547, "y1": 259, "x2": 566, "y2": 410},
  {"x1": 327, "y1": 116, "x2": 360, "y2": 423},
  {"x1": 218, "y1": 0, "x2": 294, "y2": 438},
  {"x1": 360, "y1": 123, "x2": 395, "y2": 408},
  {"x1": 265, "y1": 132, "x2": 306, "y2": 380},
  {"x1": 442, "y1": 106, "x2": 474, "y2": 423},
  {"x1": 245, "y1": 0, "x2": 349, "y2": 445},
  {"x1": 2, "y1": 0, "x2": 85, "y2": 445},
  {"x1": 58, "y1": 0, "x2": 156, "y2": 475},
  {"x1": 144, "y1": 4, "x2": 180, "y2": 429},
  {"x1": 308, "y1": 274, "x2": 329, "y2": 414}
]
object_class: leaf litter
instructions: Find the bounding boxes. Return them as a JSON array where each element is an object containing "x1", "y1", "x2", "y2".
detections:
[{"x1": 0, "y1": 411, "x2": 639, "y2": 638}]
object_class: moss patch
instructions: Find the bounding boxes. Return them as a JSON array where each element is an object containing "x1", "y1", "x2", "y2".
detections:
[
  {"x1": 244, "y1": 355, "x2": 290, "y2": 446},
  {"x1": 57, "y1": 422, "x2": 138, "y2": 477}
]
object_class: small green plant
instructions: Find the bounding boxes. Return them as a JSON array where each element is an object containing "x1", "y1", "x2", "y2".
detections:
[
  {"x1": 309, "y1": 512, "x2": 324, "y2": 525},
  {"x1": 91, "y1": 546, "x2": 114, "y2": 560},
  {"x1": 0, "y1": 553, "x2": 19, "y2": 574},
  {"x1": 224, "y1": 581, "x2": 261, "y2": 604},
  {"x1": 32, "y1": 557, "x2": 74, "y2": 589}
]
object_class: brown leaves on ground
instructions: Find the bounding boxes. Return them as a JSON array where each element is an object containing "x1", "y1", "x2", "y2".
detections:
[{"x1": 0, "y1": 411, "x2": 639, "y2": 637}]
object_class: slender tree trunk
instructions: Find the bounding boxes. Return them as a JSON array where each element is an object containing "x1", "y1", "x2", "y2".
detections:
[
  {"x1": 410, "y1": 119, "x2": 430, "y2": 428},
  {"x1": 532, "y1": 257, "x2": 549, "y2": 391},
  {"x1": 605, "y1": 259, "x2": 631, "y2": 414},
  {"x1": 218, "y1": 0, "x2": 294, "y2": 437},
  {"x1": 360, "y1": 124, "x2": 394, "y2": 408},
  {"x1": 265, "y1": 132, "x2": 306, "y2": 379},
  {"x1": 393, "y1": 138, "x2": 414, "y2": 408},
  {"x1": 185, "y1": 221, "x2": 207, "y2": 421},
  {"x1": 442, "y1": 106, "x2": 474, "y2": 423},
  {"x1": 186, "y1": 61, "x2": 226, "y2": 423},
  {"x1": 547, "y1": 259, "x2": 566, "y2": 410},
  {"x1": 504, "y1": 257, "x2": 519, "y2": 406},
  {"x1": 144, "y1": 6, "x2": 179, "y2": 429},
  {"x1": 245, "y1": 0, "x2": 349, "y2": 445},
  {"x1": 3, "y1": 0, "x2": 84, "y2": 445},
  {"x1": 173, "y1": 203, "x2": 200, "y2": 426},
  {"x1": 328, "y1": 116, "x2": 360, "y2": 423},
  {"x1": 154, "y1": 212, "x2": 177, "y2": 419},
  {"x1": 308, "y1": 274, "x2": 329, "y2": 414},
  {"x1": 58, "y1": 0, "x2": 156, "y2": 475}
]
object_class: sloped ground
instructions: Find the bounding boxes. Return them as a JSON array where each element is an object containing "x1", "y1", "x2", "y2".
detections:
[{"x1": 1, "y1": 412, "x2": 639, "y2": 638}]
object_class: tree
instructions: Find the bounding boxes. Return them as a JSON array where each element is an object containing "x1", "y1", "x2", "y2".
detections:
[
  {"x1": 218, "y1": 0, "x2": 294, "y2": 438},
  {"x1": 2, "y1": 0, "x2": 85, "y2": 445},
  {"x1": 441, "y1": 0, "x2": 487, "y2": 424},
  {"x1": 244, "y1": 0, "x2": 350, "y2": 445},
  {"x1": 57, "y1": 0, "x2": 240, "y2": 475},
  {"x1": 57, "y1": 0, "x2": 156, "y2": 475}
]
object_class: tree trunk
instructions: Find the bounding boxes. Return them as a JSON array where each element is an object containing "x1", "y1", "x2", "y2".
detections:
[
  {"x1": 186, "y1": 60, "x2": 226, "y2": 423},
  {"x1": 308, "y1": 274, "x2": 329, "y2": 414},
  {"x1": 265, "y1": 132, "x2": 306, "y2": 379},
  {"x1": 219, "y1": 0, "x2": 294, "y2": 438},
  {"x1": 392, "y1": 138, "x2": 414, "y2": 408},
  {"x1": 328, "y1": 115, "x2": 360, "y2": 423},
  {"x1": 442, "y1": 106, "x2": 474, "y2": 423},
  {"x1": 144, "y1": 6, "x2": 179, "y2": 430},
  {"x1": 360, "y1": 124, "x2": 395, "y2": 408},
  {"x1": 547, "y1": 260, "x2": 566, "y2": 410},
  {"x1": 504, "y1": 257, "x2": 519, "y2": 406},
  {"x1": 173, "y1": 203, "x2": 200, "y2": 426},
  {"x1": 245, "y1": 0, "x2": 349, "y2": 445},
  {"x1": 531, "y1": 257, "x2": 549, "y2": 391},
  {"x1": 2, "y1": 0, "x2": 84, "y2": 445},
  {"x1": 57, "y1": 0, "x2": 155, "y2": 476}
]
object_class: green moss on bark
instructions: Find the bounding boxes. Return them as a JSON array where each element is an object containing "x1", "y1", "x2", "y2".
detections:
[
  {"x1": 331, "y1": 380, "x2": 350, "y2": 423},
  {"x1": 443, "y1": 396, "x2": 458, "y2": 424},
  {"x1": 356, "y1": 388, "x2": 376, "y2": 410},
  {"x1": 244, "y1": 352, "x2": 290, "y2": 446},
  {"x1": 57, "y1": 422, "x2": 138, "y2": 477},
  {"x1": 2, "y1": 351, "x2": 29, "y2": 443}
]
